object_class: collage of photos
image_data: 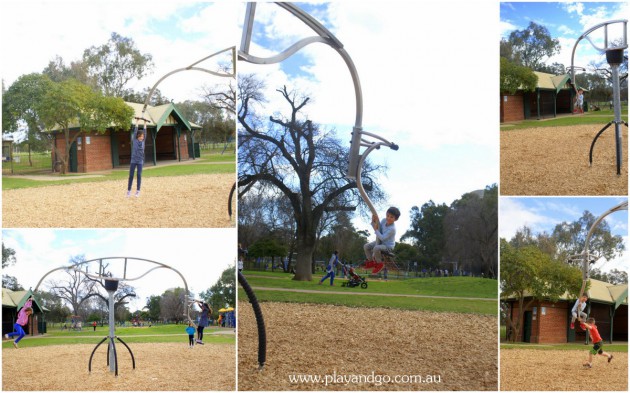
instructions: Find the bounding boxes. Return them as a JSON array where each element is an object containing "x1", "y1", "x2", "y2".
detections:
[{"x1": 1, "y1": 1, "x2": 628, "y2": 392}]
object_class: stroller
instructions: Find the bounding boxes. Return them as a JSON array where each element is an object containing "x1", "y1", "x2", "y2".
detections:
[{"x1": 342, "y1": 267, "x2": 368, "y2": 289}]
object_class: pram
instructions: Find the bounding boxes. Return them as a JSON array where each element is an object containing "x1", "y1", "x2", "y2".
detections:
[{"x1": 341, "y1": 267, "x2": 368, "y2": 289}]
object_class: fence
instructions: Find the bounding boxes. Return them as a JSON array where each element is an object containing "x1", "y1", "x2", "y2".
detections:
[{"x1": 2, "y1": 150, "x2": 53, "y2": 175}]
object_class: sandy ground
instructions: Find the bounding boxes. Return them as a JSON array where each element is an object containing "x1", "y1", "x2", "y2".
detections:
[
  {"x1": 500, "y1": 125, "x2": 628, "y2": 195},
  {"x1": 2, "y1": 173, "x2": 236, "y2": 228},
  {"x1": 238, "y1": 301, "x2": 498, "y2": 391},
  {"x1": 500, "y1": 348, "x2": 627, "y2": 391},
  {"x1": 2, "y1": 342, "x2": 235, "y2": 391}
]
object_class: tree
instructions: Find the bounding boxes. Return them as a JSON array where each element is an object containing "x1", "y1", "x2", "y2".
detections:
[
  {"x1": 2, "y1": 242, "x2": 23, "y2": 291},
  {"x1": 501, "y1": 22, "x2": 561, "y2": 71},
  {"x1": 500, "y1": 57, "x2": 537, "y2": 94},
  {"x1": 247, "y1": 238, "x2": 288, "y2": 268},
  {"x1": 238, "y1": 76, "x2": 386, "y2": 281},
  {"x1": 36, "y1": 291, "x2": 71, "y2": 323},
  {"x1": 590, "y1": 268, "x2": 627, "y2": 285},
  {"x1": 159, "y1": 287, "x2": 187, "y2": 323},
  {"x1": 402, "y1": 201, "x2": 449, "y2": 268},
  {"x1": 39, "y1": 78, "x2": 134, "y2": 174},
  {"x1": 47, "y1": 255, "x2": 101, "y2": 316},
  {"x1": 552, "y1": 210, "x2": 625, "y2": 265},
  {"x1": 500, "y1": 239, "x2": 582, "y2": 342},
  {"x1": 82, "y1": 32, "x2": 153, "y2": 97},
  {"x1": 144, "y1": 295, "x2": 161, "y2": 321},
  {"x1": 199, "y1": 265, "x2": 236, "y2": 316},
  {"x1": 444, "y1": 185, "x2": 498, "y2": 278}
]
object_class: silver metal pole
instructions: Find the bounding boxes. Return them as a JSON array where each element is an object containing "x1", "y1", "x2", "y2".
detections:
[{"x1": 108, "y1": 289, "x2": 116, "y2": 373}]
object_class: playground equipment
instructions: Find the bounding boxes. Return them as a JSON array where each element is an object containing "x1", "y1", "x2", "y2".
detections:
[
  {"x1": 567, "y1": 201, "x2": 628, "y2": 323},
  {"x1": 570, "y1": 20, "x2": 628, "y2": 175},
  {"x1": 34, "y1": 257, "x2": 193, "y2": 376}
]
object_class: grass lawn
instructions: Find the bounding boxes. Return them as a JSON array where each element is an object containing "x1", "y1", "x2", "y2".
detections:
[
  {"x1": 2, "y1": 324, "x2": 235, "y2": 349},
  {"x1": 500, "y1": 109, "x2": 628, "y2": 131},
  {"x1": 239, "y1": 271, "x2": 498, "y2": 315},
  {"x1": 501, "y1": 342, "x2": 628, "y2": 352},
  {"x1": 241, "y1": 270, "x2": 497, "y2": 298},
  {"x1": 2, "y1": 156, "x2": 235, "y2": 190}
]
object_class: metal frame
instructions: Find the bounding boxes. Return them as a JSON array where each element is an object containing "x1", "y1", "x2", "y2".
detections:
[
  {"x1": 239, "y1": 2, "x2": 398, "y2": 219},
  {"x1": 34, "y1": 257, "x2": 192, "y2": 375},
  {"x1": 570, "y1": 20, "x2": 628, "y2": 175}
]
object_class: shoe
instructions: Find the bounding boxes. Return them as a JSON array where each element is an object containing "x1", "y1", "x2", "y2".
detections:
[
  {"x1": 570, "y1": 322, "x2": 574, "y2": 329},
  {"x1": 608, "y1": 355, "x2": 613, "y2": 363},
  {"x1": 583, "y1": 362, "x2": 591, "y2": 368},
  {"x1": 372, "y1": 262, "x2": 385, "y2": 274},
  {"x1": 135, "y1": 190, "x2": 140, "y2": 198},
  {"x1": 126, "y1": 190, "x2": 131, "y2": 197},
  {"x1": 4, "y1": 334, "x2": 9, "y2": 340},
  {"x1": 12, "y1": 342, "x2": 18, "y2": 349},
  {"x1": 197, "y1": 341, "x2": 204, "y2": 345},
  {"x1": 364, "y1": 260, "x2": 375, "y2": 268}
]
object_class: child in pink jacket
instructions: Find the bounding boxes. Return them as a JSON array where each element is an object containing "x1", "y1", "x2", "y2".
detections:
[{"x1": 5, "y1": 296, "x2": 33, "y2": 348}]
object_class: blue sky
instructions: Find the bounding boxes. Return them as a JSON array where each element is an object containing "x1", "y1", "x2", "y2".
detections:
[
  {"x1": 2, "y1": 229, "x2": 236, "y2": 312},
  {"x1": 500, "y1": 2, "x2": 629, "y2": 71},
  {"x1": 237, "y1": 1, "x2": 499, "y2": 239},
  {"x1": 500, "y1": 196, "x2": 628, "y2": 272},
  {"x1": 0, "y1": 1, "x2": 238, "y2": 105}
]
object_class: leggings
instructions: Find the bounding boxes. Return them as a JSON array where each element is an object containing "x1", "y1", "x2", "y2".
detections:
[
  {"x1": 197, "y1": 326, "x2": 205, "y2": 341},
  {"x1": 188, "y1": 335, "x2": 195, "y2": 346},
  {"x1": 127, "y1": 163, "x2": 143, "y2": 191},
  {"x1": 7, "y1": 323, "x2": 25, "y2": 343}
]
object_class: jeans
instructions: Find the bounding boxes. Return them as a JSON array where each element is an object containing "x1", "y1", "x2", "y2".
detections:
[
  {"x1": 128, "y1": 163, "x2": 144, "y2": 191},
  {"x1": 320, "y1": 270, "x2": 335, "y2": 285},
  {"x1": 7, "y1": 323, "x2": 25, "y2": 343}
]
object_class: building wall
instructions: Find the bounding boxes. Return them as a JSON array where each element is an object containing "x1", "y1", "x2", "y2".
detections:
[
  {"x1": 613, "y1": 305, "x2": 627, "y2": 341},
  {"x1": 83, "y1": 132, "x2": 113, "y2": 172},
  {"x1": 536, "y1": 301, "x2": 568, "y2": 343},
  {"x1": 500, "y1": 93, "x2": 524, "y2": 123}
]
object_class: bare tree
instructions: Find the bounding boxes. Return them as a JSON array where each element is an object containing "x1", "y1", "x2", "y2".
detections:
[
  {"x1": 47, "y1": 255, "x2": 101, "y2": 316},
  {"x1": 238, "y1": 75, "x2": 386, "y2": 281}
]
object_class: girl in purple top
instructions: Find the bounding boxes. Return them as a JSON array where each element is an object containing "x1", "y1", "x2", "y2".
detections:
[
  {"x1": 5, "y1": 297, "x2": 33, "y2": 348},
  {"x1": 127, "y1": 119, "x2": 146, "y2": 197}
]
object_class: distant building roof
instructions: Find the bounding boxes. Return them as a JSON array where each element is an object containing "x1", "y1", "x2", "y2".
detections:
[
  {"x1": 502, "y1": 278, "x2": 627, "y2": 307},
  {"x1": 2, "y1": 288, "x2": 48, "y2": 312},
  {"x1": 533, "y1": 71, "x2": 573, "y2": 93}
]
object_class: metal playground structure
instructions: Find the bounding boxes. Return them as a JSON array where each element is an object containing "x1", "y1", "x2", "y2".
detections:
[
  {"x1": 570, "y1": 19, "x2": 628, "y2": 175},
  {"x1": 34, "y1": 257, "x2": 193, "y2": 376},
  {"x1": 237, "y1": 1, "x2": 400, "y2": 370}
]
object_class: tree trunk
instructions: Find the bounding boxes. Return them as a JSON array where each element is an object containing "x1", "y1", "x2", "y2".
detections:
[{"x1": 293, "y1": 233, "x2": 316, "y2": 281}]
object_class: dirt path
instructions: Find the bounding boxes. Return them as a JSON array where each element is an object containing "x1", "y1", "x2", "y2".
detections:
[
  {"x1": 238, "y1": 301, "x2": 497, "y2": 391},
  {"x1": 251, "y1": 286, "x2": 496, "y2": 301},
  {"x1": 501, "y1": 125, "x2": 627, "y2": 195},
  {"x1": 3, "y1": 173, "x2": 235, "y2": 228}
]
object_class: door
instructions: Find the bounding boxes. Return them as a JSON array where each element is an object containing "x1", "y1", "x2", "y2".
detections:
[
  {"x1": 523, "y1": 311, "x2": 532, "y2": 343},
  {"x1": 69, "y1": 141, "x2": 78, "y2": 172}
]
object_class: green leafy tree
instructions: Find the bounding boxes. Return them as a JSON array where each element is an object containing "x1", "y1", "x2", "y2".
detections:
[
  {"x1": 501, "y1": 22, "x2": 561, "y2": 71},
  {"x1": 500, "y1": 238, "x2": 582, "y2": 342},
  {"x1": 39, "y1": 78, "x2": 133, "y2": 174},
  {"x1": 500, "y1": 57, "x2": 538, "y2": 94},
  {"x1": 402, "y1": 201, "x2": 449, "y2": 268},
  {"x1": 199, "y1": 265, "x2": 236, "y2": 317},
  {"x1": 82, "y1": 32, "x2": 153, "y2": 97},
  {"x1": 590, "y1": 268, "x2": 628, "y2": 285},
  {"x1": 247, "y1": 238, "x2": 288, "y2": 268},
  {"x1": 144, "y1": 295, "x2": 161, "y2": 321},
  {"x1": 2, "y1": 242, "x2": 22, "y2": 290}
]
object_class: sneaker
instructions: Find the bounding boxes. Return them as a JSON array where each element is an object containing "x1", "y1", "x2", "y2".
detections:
[
  {"x1": 583, "y1": 362, "x2": 591, "y2": 368},
  {"x1": 365, "y1": 260, "x2": 376, "y2": 268},
  {"x1": 12, "y1": 342, "x2": 18, "y2": 349},
  {"x1": 4, "y1": 334, "x2": 9, "y2": 340},
  {"x1": 135, "y1": 190, "x2": 140, "y2": 198},
  {"x1": 372, "y1": 262, "x2": 385, "y2": 274},
  {"x1": 126, "y1": 190, "x2": 131, "y2": 197},
  {"x1": 608, "y1": 355, "x2": 613, "y2": 363},
  {"x1": 570, "y1": 322, "x2": 575, "y2": 329},
  {"x1": 197, "y1": 341, "x2": 204, "y2": 345}
]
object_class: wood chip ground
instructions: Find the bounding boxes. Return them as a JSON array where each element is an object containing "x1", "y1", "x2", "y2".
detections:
[
  {"x1": 501, "y1": 125, "x2": 628, "y2": 195},
  {"x1": 238, "y1": 301, "x2": 497, "y2": 391},
  {"x1": 2, "y1": 174, "x2": 235, "y2": 228}
]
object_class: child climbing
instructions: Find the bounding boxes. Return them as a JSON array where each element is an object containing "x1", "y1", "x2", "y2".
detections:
[
  {"x1": 364, "y1": 206, "x2": 400, "y2": 274},
  {"x1": 5, "y1": 296, "x2": 33, "y2": 349}
]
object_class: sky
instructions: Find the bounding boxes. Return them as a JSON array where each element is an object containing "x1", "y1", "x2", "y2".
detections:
[
  {"x1": 2, "y1": 229, "x2": 236, "y2": 312},
  {"x1": 500, "y1": 196, "x2": 628, "y2": 272},
  {"x1": 500, "y1": 2, "x2": 629, "y2": 73},
  {"x1": 236, "y1": 1, "x2": 500, "y2": 239},
  {"x1": 0, "y1": 1, "x2": 239, "y2": 104}
]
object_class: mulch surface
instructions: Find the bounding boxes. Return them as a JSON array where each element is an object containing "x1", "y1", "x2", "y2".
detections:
[
  {"x1": 238, "y1": 301, "x2": 497, "y2": 391},
  {"x1": 501, "y1": 125, "x2": 628, "y2": 195},
  {"x1": 500, "y1": 348, "x2": 627, "y2": 391},
  {"x1": 2, "y1": 342, "x2": 235, "y2": 391},
  {"x1": 2, "y1": 174, "x2": 235, "y2": 228}
]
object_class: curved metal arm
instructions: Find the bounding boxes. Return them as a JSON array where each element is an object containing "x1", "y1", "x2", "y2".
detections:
[
  {"x1": 577, "y1": 200, "x2": 628, "y2": 298},
  {"x1": 33, "y1": 257, "x2": 194, "y2": 323},
  {"x1": 141, "y1": 46, "x2": 236, "y2": 118},
  {"x1": 239, "y1": 2, "x2": 398, "y2": 218},
  {"x1": 570, "y1": 20, "x2": 627, "y2": 88}
]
